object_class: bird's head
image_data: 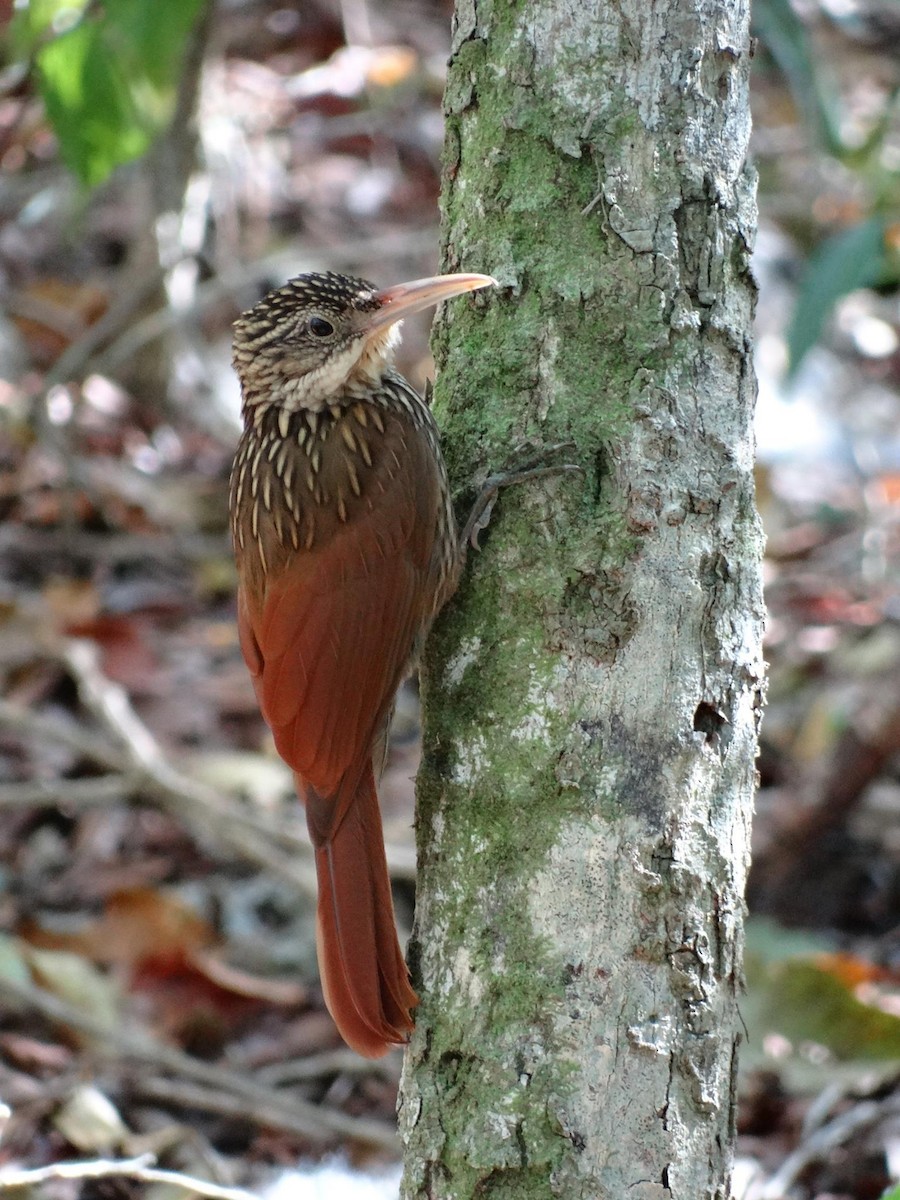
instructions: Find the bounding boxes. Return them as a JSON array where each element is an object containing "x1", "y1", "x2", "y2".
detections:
[{"x1": 232, "y1": 270, "x2": 494, "y2": 412}]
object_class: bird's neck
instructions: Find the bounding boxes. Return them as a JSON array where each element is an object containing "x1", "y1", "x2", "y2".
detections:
[
  {"x1": 241, "y1": 366, "x2": 428, "y2": 433},
  {"x1": 236, "y1": 328, "x2": 402, "y2": 421}
]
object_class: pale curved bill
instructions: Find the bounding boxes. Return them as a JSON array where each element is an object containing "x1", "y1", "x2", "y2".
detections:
[{"x1": 363, "y1": 273, "x2": 496, "y2": 333}]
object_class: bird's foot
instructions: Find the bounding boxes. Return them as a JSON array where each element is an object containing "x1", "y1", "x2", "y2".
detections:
[{"x1": 460, "y1": 442, "x2": 582, "y2": 552}]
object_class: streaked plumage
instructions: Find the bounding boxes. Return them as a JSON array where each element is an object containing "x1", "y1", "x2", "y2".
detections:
[{"x1": 230, "y1": 270, "x2": 494, "y2": 1056}]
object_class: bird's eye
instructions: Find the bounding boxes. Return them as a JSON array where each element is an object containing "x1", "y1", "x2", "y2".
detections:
[{"x1": 307, "y1": 316, "x2": 334, "y2": 337}]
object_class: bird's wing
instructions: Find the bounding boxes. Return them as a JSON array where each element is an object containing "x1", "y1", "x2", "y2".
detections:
[{"x1": 236, "y1": 406, "x2": 442, "y2": 839}]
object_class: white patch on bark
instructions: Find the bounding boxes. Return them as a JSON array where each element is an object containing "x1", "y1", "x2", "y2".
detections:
[
  {"x1": 509, "y1": 677, "x2": 554, "y2": 743},
  {"x1": 535, "y1": 327, "x2": 560, "y2": 421},
  {"x1": 444, "y1": 635, "x2": 483, "y2": 688},
  {"x1": 447, "y1": 945, "x2": 485, "y2": 1003},
  {"x1": 450, "y1": 732, "x2": 488, "y2": 785}
]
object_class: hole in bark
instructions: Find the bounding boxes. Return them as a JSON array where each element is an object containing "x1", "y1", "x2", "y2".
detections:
[
  {"x1": 693, "y1": 701, "x2": 726, "y2": 743},
  {"x1": 593, "y1": 445, "x2": 611, "y2": 503},
  {"x1": 437, "y1": 1050, "x2": 465, "y2": 1087}
]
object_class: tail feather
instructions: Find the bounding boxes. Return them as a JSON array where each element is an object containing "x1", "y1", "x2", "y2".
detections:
[{"x1": 308, "y1": 766, "x2": 417, "y2": 1057}]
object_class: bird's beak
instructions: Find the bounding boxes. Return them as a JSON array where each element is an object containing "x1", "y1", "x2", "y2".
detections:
[{"x1": 361, "y1": 273, "x2": 496, "y2": 334}]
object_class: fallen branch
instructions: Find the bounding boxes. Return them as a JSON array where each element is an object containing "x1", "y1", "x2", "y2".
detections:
[
  {"x1": 0, "y1": 698, "x2": 127, "y2": 774},
  {"x1": 60, "y1": 638, "x2": 420, "y2": 883},
  {"x1": 133, "y1": 1074, "x2": 398, "y2": 1147},
  {"x1": 0, "y1": 972, "x2": 398, "y2": 1149},
  {"x1": 256, "y1": 1047, "x2": 401, "y2": 1086},
  {"x1": 0, "y1": 639, "x2": 318, "y2": 899},
  {"x1": 0, "y1": 1152, "x2": 257, "y2": 1199},
  {"x1": 759, "y1": 1090, "x2": 900, "y2": 1199},
  {"x1": 0, "y1": 640, "x2": 417, "y2": 885},
  {"x1": 0, "y1": 773, "x2": 137, "y2": 808}
]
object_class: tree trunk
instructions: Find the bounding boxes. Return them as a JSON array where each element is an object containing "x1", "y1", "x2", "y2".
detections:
[{"x1": 400, "y1": 0, "x2": 763, "y2": 1197}]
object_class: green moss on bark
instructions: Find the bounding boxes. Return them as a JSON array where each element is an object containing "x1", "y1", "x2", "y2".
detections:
[{"x1": 406, "y1": 13, "x2": 649, "y2": 1196}]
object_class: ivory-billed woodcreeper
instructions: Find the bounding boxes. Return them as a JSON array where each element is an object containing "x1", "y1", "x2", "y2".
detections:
[{"x1": 230, "y1": 270, "x2": 494, "y2": 1057}]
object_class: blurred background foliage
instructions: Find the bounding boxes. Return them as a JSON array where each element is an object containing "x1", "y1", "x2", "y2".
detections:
[
  {"x1": 10, "y1": 0, "x2": 206, "y2": 185},
  {"x1": 754, "y1": 0, "x2": 900, "y2": 373},
  {"x1": 0, "y1": 0, "x2": 899, "y2": 1197}
]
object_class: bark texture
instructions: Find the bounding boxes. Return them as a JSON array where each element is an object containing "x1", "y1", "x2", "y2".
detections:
[{"x1": 400, "y1": 2, "x2": 763, "y2": 1197}]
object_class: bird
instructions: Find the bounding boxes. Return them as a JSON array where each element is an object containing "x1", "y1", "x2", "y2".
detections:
[{"x1": 230, "y1": 269, "x2": 495, "y2": 1057}]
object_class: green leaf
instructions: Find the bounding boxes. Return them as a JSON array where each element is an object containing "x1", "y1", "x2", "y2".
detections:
[
  {"x1": 27, "y1": 946, "x2": 120, "y2": 1031},
  {"x1": 741, "y1": 921, "x2": 900, "y2": 1092},
  {"x1": 0, "y1": 933, "x2": 33, "y2": 1012},
  {"x1": 881, "y1": 1187, "x2": 900, "y2": 1200},
  {"x1": 787, "y1": 217, "x2": 887, "y2": 376},
  {"x1": 7, "y1": 0, "x2": 89, "y2": 58},
  {"x1": 33, "y1": 0, "x2": 205, "y2": 187},
  {"x1": 752, "y1": 0, "x2": 844, "y2": 157},
  {"x1": 37, "y1": 21, "x2": 145, "y2": 186},
  {"x1": 765, "y1": 957, "x2": 900, "y2": 1061}
]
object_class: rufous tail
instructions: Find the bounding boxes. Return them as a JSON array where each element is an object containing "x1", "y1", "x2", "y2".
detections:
[{"x1": 306, "y1": 766, "x2": 417, "y2": 1057}]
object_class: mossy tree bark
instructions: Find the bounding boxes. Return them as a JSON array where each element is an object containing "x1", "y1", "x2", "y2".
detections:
[{"x1": 399, "y1": 1, "x2": 763, "y2": 1198}]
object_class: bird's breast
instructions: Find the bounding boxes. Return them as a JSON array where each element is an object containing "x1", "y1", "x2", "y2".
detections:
[{"x1": 230, "y1": 387, "x2": 451, "y2": 604}]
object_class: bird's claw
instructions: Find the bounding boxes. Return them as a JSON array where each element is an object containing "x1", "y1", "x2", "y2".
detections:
[{"x1": 461, "y1": 443, "x2": 582, "y2": 553}]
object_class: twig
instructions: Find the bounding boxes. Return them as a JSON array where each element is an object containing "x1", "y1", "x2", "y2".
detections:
[
  {"x1": 0, "y1": 1152, "x2": 258, "y2": 1199},
  {"x1": 60, "y1": 637, "x2": 416, "y2": 884},
  {"x1": 41, "y1": 268, "x2": 166, "y2": 393},
  {"x1": 758, "y1": 1094, "x2": 900, "y2": 1199},
  {"x1": 0, "y1": 699, "x2": 126, "y2": 773},
  {"x1": 0, "y1": 773, "x2": 137, "y2": 808},
  {"x1": 0, "y1": 689, "x2": 315, "y2": 897},
  {"x1": 5, "y1": 293, "x2": 93, "y2": 343},
  {"x1": 257, "y1": 1047, "x2": 401, "y2": 1086},
  {"x1": 0, "y1": 524, "x2": 230, "y2": 565},
  {"x1": 0, "y1": 645, "x2": 416, "y2": 891},
  {"x1": 0, "y1": 973, "x2": 398, "y2": 1149},
  {"x1": 133, "y1": 1075, "x2": 397, "y2": 1147},
  {"x1": 59, "y1": 639, "x2": 320, "y2": 897}
]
